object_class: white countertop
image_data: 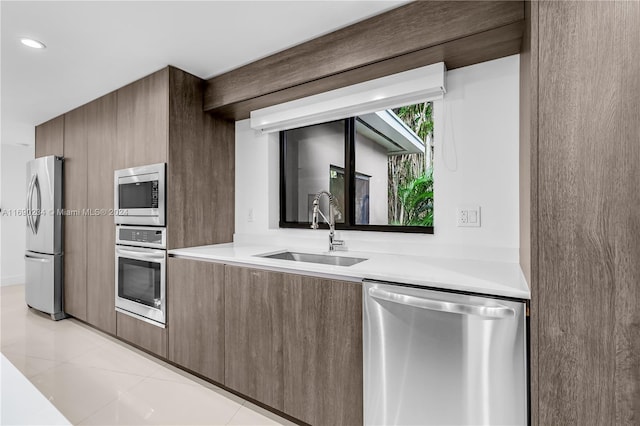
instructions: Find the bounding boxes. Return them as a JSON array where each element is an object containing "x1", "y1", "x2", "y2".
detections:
[
  {"x1": 169, "y1": 243, "x2": 530, "y2": 300},
  {"x1": 0, "y1": 354, "x2": 71, "y2": 425}
]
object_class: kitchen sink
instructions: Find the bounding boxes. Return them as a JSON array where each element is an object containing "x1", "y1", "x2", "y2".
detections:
[{"x1": 257, "y1": 251, "x2": 367, "y2": 267}]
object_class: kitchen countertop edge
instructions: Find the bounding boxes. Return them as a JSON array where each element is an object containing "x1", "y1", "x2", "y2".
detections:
[{"x1": 169, "y1": 243, "x2": 531, "y2": 300}]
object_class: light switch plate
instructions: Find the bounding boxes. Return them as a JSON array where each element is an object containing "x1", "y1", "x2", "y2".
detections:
[{"x1": 457, "y1": 206, "x2": 481, "y2": 227}]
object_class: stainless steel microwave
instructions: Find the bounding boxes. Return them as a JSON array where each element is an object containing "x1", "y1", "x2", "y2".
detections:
[{"x1": 114, "y1": 163, "x2": 165, "y2": 226}]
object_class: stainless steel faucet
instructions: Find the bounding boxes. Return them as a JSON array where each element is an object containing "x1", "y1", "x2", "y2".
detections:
[{"x1": 311, "y1": 190, "x2": 345, "y2": 251}]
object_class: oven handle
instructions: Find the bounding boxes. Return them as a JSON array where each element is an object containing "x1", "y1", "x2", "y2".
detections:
[{"x1": 116, "y1": 247, "x2": 165, "y2": 260}]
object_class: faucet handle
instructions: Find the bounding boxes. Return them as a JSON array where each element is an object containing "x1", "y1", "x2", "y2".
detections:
[
  {"x1": 311, "y1": 203, "x2": 319, "y2": 229},
  {"x1": 330, "y1": 239, "x2": 347, "y2": 251},
  {"x1": 329, "y1": 233, "x2": 347, "y2": 251}
]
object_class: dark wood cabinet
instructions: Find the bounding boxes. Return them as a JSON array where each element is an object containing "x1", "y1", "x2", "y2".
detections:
[
  {"x1": 35, "y1": 116, "x2": 64, "y2": 158},
  {"x1": 168, "y1": 257, "x2": 225, "y2": 383},
  {"x1": 224, "y1": 264, "x2": 363, "y2": 424},
  {"x1": 521, "y1": 2, "x2": 640, "y2": 424},
  {"x1": 116, "y1": 312, "x2": 167, "y2": 357},
  {"x1": 166, "y1": 70, "x2": 235, "y2": 249},
  {"x1": 86, "y1": 93, "x2": 117, "y2": 335},
  {"x1": 283, "y1": 275, "x2": 363, "y2": 426},
  {"x1": 224, "y1": 265, "x2": 284, "y2": 410},
  {"x1": 114, "y1": 66, "x2": 235, "y2": 249},
  {"x1": 114, "y1": 66, "x2": 235, "y2": 349},
  {"x1": 62, "y1": 106, "x2": 87, "y2": 321},
  {"x1": 115, "y1": 68, "x2": 169, "y2": 170},
  {"x1": 61, "y1": 94, "x2": 117, "y2": 332},
  {"x1": 35, "y1": 66, "x2": 235, "y2": 346}
]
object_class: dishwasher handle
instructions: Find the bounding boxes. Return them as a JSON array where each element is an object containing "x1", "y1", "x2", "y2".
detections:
[{"x1": 368, "y1": 287, "x2": 515, "y2": 319}]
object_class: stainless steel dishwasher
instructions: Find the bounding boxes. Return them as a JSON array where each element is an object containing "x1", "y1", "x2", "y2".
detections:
[{"x1": 363, "y1": 279, "x2": 528, "y2": 426}]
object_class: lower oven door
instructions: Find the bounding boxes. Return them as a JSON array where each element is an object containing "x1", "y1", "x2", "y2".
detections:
[{"x1": 115, "y1": 245, "x2": 166, "y2": 327}]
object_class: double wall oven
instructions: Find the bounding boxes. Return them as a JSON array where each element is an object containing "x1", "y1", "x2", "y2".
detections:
[{"x1": 114, "y1": 163, "x2": 167, "y2": 327}]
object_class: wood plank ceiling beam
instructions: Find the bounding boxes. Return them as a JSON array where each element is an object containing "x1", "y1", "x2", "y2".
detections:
[{"x1": 204, "y1": 1, "x2": 524, "y2": 120}]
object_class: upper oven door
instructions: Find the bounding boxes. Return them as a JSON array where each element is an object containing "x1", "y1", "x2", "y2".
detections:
[
  {"x1": 115, "y1": 245, "x2": 166, "y2": 326},
  {"x1": 114, "y1": 163, "x2": 165, "y2": 226}
]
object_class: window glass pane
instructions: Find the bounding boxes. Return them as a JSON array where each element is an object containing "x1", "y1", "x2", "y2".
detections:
[
  {"x1": 283, "y1": 121, "x2": 346, "y2": 223},
  {"x1": 355, "y1": 102, "x2": 433, "y2": 226}
]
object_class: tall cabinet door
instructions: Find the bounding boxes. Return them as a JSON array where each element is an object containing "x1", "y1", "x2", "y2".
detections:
[
  {"x1": 116, "y1": 68, "x2": 168, "y2": 170},
  {"x1": 63, "y1": 107, "x2": 87, "y2": 321},
  {"x1": 86, "y1": 93, "x2": 117, "y2": 334},
  {"x1": 536, "y1": 2, "x2": 640, "y2": 424},
  {"x1": 35, "y1": 116, "x2": 64, "y2": 158}
]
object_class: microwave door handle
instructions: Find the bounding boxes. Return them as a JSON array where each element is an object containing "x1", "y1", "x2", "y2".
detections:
[
  {"x1": 367, "y1": 287, "x2": 515, "y2": 319},
  {"x1": 117, "y1": 248, "x2": 165, "y2": 260}
]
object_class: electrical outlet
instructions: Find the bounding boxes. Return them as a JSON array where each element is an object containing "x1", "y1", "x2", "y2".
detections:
[
  {"x1": 247, "y1": 208, "x2": 254, "y2": 222},
  {"x1": 458, "y1": 209, "x2": 468, "y2": 224},
  {"x1": 457, "y1": 206, "x2": 481, "y2": 227}
]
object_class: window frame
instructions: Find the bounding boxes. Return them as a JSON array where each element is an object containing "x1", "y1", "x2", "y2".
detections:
[{"x1": 279, "y1": 117, "x2": 434, "y2": 234}]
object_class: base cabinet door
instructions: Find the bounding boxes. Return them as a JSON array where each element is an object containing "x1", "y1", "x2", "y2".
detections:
[
  {"x1": 283, "y1": 275, "x2": 363, "y2": 426},
  {"x1": 224, "y1": 265, "x2": 284, "y2": 411},
  {"x1": 116, "y1": 312, "x2": 167, "y2": 357},
  {"x1": 168, "y1": 258, "x2": 224, "y2": 383}
]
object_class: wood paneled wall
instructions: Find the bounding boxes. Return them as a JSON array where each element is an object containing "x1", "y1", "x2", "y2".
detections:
[
  {"x1": 35, "y1": 116, "x2": 64, "y2": 158},
  {"x1": 205, "y1": 1, "x2": 525, "y2": 120},
  {"x1": 524, "y1": 1, "x2": 640, "y2": 423},
  {"x1": 166, "y1": 67, "x2": 235, "y2": 249},
  {"x1": 115, "y1": 68, "x2": 169, "y2": 169},
  {"x1": 519, "y1": 2, "x2": 539, "y2": 424}
]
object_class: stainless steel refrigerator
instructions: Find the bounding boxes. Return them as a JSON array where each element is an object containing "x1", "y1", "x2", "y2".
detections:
[{"x1": 25, "y1": 155, "x2": 65, "y2": 320}]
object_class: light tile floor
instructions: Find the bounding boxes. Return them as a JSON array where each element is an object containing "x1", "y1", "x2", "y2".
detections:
[{"x1": 1, "y1": 284, "x2": 295, "y2": 425}]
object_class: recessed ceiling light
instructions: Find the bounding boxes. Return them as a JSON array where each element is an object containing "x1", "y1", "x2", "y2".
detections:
[{"x1": 20, "y1": 38, "x2": 46, "y2": 49}]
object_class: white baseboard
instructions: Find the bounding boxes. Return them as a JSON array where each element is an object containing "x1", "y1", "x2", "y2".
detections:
[{"x1": 1, "y1": 275, "x2": 25, "y2": 286}]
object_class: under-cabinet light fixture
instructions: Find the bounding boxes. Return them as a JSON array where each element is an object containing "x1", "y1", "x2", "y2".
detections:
[
  {"x1": 250, "y1": 62, "x2": 446, "y2": 133},
  {"x1": 20, "y1": 38, "x2": 46, "y2": 49}
]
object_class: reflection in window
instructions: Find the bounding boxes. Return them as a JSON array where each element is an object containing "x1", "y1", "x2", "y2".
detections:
[
  {"x1": 280, "y1": 101, "x2": 433, "y2": 232},
  {"x1": 331, "y1": 166, "x2": 370, "y2": 225},
  {"x1": 282, "y1": 121, "x2": 345, "y2": 224}
]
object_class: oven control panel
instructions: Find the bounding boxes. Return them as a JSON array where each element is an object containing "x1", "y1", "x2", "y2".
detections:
[{"x1": 116, "y1": 226, "x2": 166, "y2": 249}]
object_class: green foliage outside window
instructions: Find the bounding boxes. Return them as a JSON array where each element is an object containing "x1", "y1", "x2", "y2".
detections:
[{"x1": 389, "y1": 102, "x2": 434, "y2": 227}]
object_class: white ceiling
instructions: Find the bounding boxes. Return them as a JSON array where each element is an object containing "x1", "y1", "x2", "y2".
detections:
[{"x1": 1, "y1": 0, "x2": 407, "y2": 147}]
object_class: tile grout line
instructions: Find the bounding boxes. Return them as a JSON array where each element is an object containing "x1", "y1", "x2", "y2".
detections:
[
  {"x1": 224, "y1": 401, "x2": 246, "y2": 426},
  {"x1": 74, "y1": 371, "x2": 148, "y2": 425}
]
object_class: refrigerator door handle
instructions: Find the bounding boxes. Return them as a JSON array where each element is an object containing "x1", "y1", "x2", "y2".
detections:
[
  {"x1": 367, "y1": 287, "x2": 515, "y2": 319},
  {"x1": 24, "y1": 254, "x2": 52, "y2": 263},
  {"x1": 26, "y1": 174, "x2": 36, "y2": 234},
  {"x1": 32, "y1": 175, "x2": 42, "y2": 233}
]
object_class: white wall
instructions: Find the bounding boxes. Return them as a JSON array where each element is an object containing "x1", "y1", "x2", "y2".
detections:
[
  {"x1": 1, "y1": 144, "x2": 35, "y2": 285},
  {"x1": 234, "y1": 55, "x2": 520, "y2": 262}
]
